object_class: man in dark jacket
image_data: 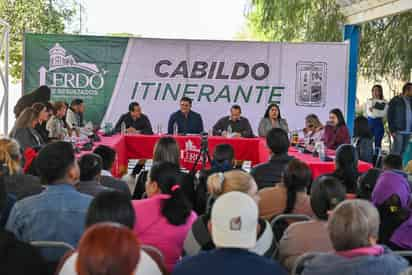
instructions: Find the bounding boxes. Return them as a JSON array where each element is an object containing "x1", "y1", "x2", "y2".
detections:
[
  {"x1": 168, "y1": 97, "x2": 203, "y2": 135},
  {"x1": 212, "y1": 105, "x2": 254, "y2": 138},
  {"x1": 250, "y1": 128, "x2": 294, "y2": 189},
  {"x1": 387, "y1": 82, "x2": 412, "y2": 156},
  {"x1": 114, "y1": 102, "x2": 153, "y2": 134},
  {"x1": 93, "y1": 145, "x2": 131, "y2": 196}
]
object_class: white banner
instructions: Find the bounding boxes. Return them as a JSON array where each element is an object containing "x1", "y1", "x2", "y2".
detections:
[{"x1": 103, "y1": 38, "x2": 349, "y2": 134}]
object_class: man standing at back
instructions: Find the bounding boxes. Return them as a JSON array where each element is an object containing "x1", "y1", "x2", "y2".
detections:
[
  {"x1": 114, "y1": 102, "x2": 153, "y2": 134},
  {"x1": 6, "y1": 142, "x2": 92, "y2": 260},
  {"x1": 168, "y1": 97, "x2": 203, "y2": 135},
  {"x1": 388, "y1": 82, "x2": 412, "y2": 156},
  {"x1": 173, "y1": 192, "x2": 286, "y2": 275}
]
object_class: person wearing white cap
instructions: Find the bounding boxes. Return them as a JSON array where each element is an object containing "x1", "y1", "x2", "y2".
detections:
[{"x1": 173, "y1": 192, "x2": 287, "y2": 275}]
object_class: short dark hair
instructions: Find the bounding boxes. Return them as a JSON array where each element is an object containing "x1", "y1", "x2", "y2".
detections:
[
  {"x1": 128, "y1": 102, "x2": 140, "y2": 112},
  {"x1": 79, "y1": 153, "x2": 103, "y2": 181},
  {"x1": 85, "y1": 191, "x2": 135, "y2": 229},
  {"x1": 231, "y1": 105, "x2": 241, "y2": 113},
  {"x1": 383, "y1": 154, "x2": 403, "y2": 170},
  {"x1": 70, "y1": 98, "x2": 84, "y2": 107},
  {"x1": 149, "y1": 162, "x2": 191, "y2": 225},
  {"x1": 213, "y1": 144, "x2": 235, "y2": 164},
  {"x1": 310, "y1": 176, "x2": 346, "y2": 220},
  {"x1": 402, "y1": 82, "x2": 412, "y2": 95},
  {"x1": 36, "y1": 142, "x2": 75, "y2": 184},
  {"x1": 93, "y1": 145, "x2": 116, "y2": 170},
  {"x1": 354, "y1": 116, "x2": 373, "y2": 139},
  {"x1": 266, "y1": 128, "x2": 289, "y2": 155},
  {"x1": 329, "y1": 108, "x2": 346, "y2": 127},
  {"x1": 357, "y1": 168, "x2": 382, "y2": 200},
  {"x1": 180, "y1": 97, "x2": 192, "y2": 105}
]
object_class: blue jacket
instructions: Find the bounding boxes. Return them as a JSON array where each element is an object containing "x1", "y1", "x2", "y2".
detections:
[
  {"x1": 173, "y1": 248, "x2": 287, "y2": 275},
  {"x1": 302, "y1": 247, "x2": 408, "y2": 275},
  {"x1": 6, "y1": 184, "x2": 92, "y2": 260},
  {"x1": 168, "y1": 110, "x2": 204, "y2": 134},
  {"x1": 387, "y1": 95, "x2": 410, "y2": 133}
]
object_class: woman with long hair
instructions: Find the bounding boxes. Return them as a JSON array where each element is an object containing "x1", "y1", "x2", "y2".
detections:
[
  {"x1": 32, "y1": 102, "x2": 50, "y2": 143},
  {"x1": 132, "y1": 162, "x2": 197, "y2": 272},
  {"x1": 365, "y1": 84, "x2": 387, "y2": 154},
  {"x1": 258, "y1": 159, "x2": 313, "y2": 220},
  {"x1": 9, "y1": 107, "x2": 45, "y2": 152},
  {"x1": 303, "y1": 114, "x2": 324, "y2": 145},
  {"x1": 353, "y1": 116, "x2": 374, "y2": 163},
  {"x1": 323, "y1": 108, "x2": 350, "y2": 150},
  {"x1": 330, "y1": 144, "x2": 359, "y2": 193},
  {"x1": 0, "y1": 138, "x2": 43, "y2": 200},
  {"x1": 258, "y1": 103, "x2": 289, "y2": 137}
]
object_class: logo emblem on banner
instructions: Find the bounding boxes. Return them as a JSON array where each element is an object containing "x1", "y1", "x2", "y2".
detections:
[
  {"x1": 295, "y1": 61, "x2": 327, "y2": 107},
  {"x1": 38, "y1": 43, "x2": 107, "y2": 98}
]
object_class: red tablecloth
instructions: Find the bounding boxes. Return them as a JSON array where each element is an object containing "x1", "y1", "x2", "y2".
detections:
[{"x1": 84, "y1": 134, "x2": 372, "y2": 179}]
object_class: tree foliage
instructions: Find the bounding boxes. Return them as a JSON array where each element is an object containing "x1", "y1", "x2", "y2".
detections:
[
  {"x1": 247, "y1": 0, "x2": 412, "y2": 81},
  {"x1": 0, "y1": 0, "x2": 77, "y2": 80}
]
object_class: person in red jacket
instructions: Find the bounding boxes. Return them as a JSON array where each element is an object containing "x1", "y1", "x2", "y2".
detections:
[{"x1": 323, "y1": 108, "x2": 350, "y2": 150}]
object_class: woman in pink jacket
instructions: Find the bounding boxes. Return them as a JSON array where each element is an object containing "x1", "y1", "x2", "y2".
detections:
[{"x1": 132, "y1": 162, "x2": 197, "y2": 272}]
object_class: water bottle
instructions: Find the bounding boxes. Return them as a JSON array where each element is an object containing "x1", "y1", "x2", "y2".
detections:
[
  {"x1": 319, "y1": 142, "x2": 326, "y2": 161},
  {"x1": 173, "y1": 122, "x2": 179, "y2": 136},
  {"x1": 70, "y1": 131, "x2": 77, "y2": 148},
  {"x1": 227, "y1": 125, "x2": 232, "y2": 137},
  {"x1": 121, "y1": 121, "x2": 126, "y2": 135}
]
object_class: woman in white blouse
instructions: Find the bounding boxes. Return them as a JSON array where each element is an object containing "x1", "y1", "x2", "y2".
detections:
[{"x1": 365, "y1": 85, "x2": 388, "y2": 154}]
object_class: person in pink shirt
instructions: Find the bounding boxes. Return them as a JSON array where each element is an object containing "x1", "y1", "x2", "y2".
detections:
[{"x1": 132, "y1": 162, "x2": 197, "y2": 272}]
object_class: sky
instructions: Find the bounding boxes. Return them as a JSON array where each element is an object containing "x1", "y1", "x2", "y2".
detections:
[{"x1": 84, "y1": 0, "x2": 248, "y2": 40}]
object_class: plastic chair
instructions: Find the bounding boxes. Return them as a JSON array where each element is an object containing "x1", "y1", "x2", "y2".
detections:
[
  {"x1": 30, "y1": 241, "x2": 74, "y2": 251},
  {"x1": 30, "y1": 241, "x2": 75, "y2": 274},
  {"x1": 292, "y1": 252, "x2": 322, "y2": 275},
  {"x1": 270, "y1": 214, "x2": 312, "y2": 256}
]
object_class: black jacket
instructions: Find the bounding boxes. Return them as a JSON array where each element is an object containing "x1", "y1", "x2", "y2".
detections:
[
  {"x1": 114, "y1": 113, "x2": 153, "y2": 134},
  {"x1": 250, "y1": 154, "x2": 294, "y2": 189},
  {"x1": 387, "y1": 95, "x2": 411, "y2": 133},
  {"x1": 4, "y1": 173, "x2": 43, "y2": 200},
  {"x1": 100, "y1": 176, "x2": 131, "y2": 197}
]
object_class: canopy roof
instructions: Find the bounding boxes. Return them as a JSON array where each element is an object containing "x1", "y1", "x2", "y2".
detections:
[{"x1": 336, "y1": 0, "x2": 412, "y2": 24}]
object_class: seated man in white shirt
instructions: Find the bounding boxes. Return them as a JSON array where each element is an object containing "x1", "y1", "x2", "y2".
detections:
[{"x1": 66, "y1": 98, "x2": 85, "y2": 133}]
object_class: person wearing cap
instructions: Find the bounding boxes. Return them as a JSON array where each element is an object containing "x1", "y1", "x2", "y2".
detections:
[
  {"x1": 173, "y1": 192, "x2": 287, "y2": 275},
  {"x1": 183, "y1": 170, "x2": 275, "y2": 258},
  {"x1": 371, "y1": 171, "x2": 412, "y2": 250}
]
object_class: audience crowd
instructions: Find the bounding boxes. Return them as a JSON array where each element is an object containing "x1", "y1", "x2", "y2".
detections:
[{"x1": 0, "y1": 83, "x2": 412, "y2": 275}]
